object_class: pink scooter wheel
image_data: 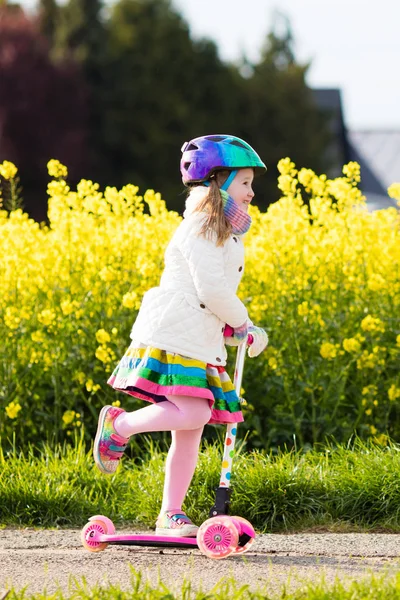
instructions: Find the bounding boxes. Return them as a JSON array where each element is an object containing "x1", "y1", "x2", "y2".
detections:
[
  {"x1": 196, "y1": 517, "x2": 239, "y2": 559},
  {"x1": 230, "y1": 516, "x2": 256, "y2": 554},
  {"x1": 89, "y1": 515, "x2": 115, "y2": 534},
  {"x1": 81, "y1": 516, "x2": 114, "y2": 552}
]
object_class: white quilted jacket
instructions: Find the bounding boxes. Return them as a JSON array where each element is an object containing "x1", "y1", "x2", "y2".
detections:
[{"x1": 130, "y1": 187, "x2": 248, "y2": 365}]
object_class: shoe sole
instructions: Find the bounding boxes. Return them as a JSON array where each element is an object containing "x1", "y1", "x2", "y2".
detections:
[
  {"x1": 155, "y1": 527, "x2": 198, "y2": 538},
  {"x1": 93, "y1": 405, "x2": 115, "y2": 474}
]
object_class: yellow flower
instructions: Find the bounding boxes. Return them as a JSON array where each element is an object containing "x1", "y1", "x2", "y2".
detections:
[
  {"x1": 61, "y1": 300, "x2": 79, "y2": 316},
  {"x1": 374, "y1": 433, "x2": 389, "y2": 446},
  {"x1": 0, "y1": 160, "x2": 18, "y2": 180},
  {"x1": 388, "y1": 183, "x2": 400, "y2": 201},
  {"x1": 361, "y1": 315, "x2": 385, "y2": 333},
  {"x1": 388, "y1": 384, "x2": 400, "y2": 402},
  {"x1": 362, "y1": 385, "x2": 377, "y2": 397},
  {"x1": 277, "y1": 157, "x2": 296, "y2": 176},
  {"x1": 278, "y1": 174, "x2": 297, "y2": 195},
  {"x1": 62, "y1": 410, "x2": 75, "y2": 425},
  {"x1": 367, "y1": 273, "x2": 385, "y2": 292},
  {"x1": 365, "y1": 408, "x2": 372, "y2": 416},
  {"x1": 122, "y1": 291, "x2": 138, "y2": 309},
  {"x1": 268, "y1": 357, "x2": 278, "y2": 370},
  {"x1": 5, "y1": 401, "x2": 22, "y2": 419},
  {"x1": 75, "y1": 372, "x2": 86, "y2": 385},
  {"x1": 369, "y1": 425, "x2": 378, "y2": 435},
  {"x1": 396, "y1": 335, "x2": 400, "y2": 347},
  {"x1": 86, "y1": 379, "x2": 101, "y2": 393},
  {"x1": 99, "y1": 267, "x2": 114, "y2": 282},
  {"x1": 112, "y1": 400, "x2": 121, "y2": 407},
  {"x1": 342, "y1": 161, "x2": 361, "y2": 183},
  {"x1": 95, "y1": 345, "x2": 113, "y2": 364},
  {"x1": 357, "y1": 351, "x2": 379, "y2": 370},
  {"x1": 96, "y1": 329, "x2": 111, "y2": 344},
  {"x1": 77, "y1": 179, "x2": 100, "y2": 198},
  {"x1": 38, "y1": 309, "x2": 57, "y2": 326},
  {"x1": 47, "y1": 159, "x2": 68, "y2": 179},
  {"x1": 343, "y1": 338, "x2": 361, "y2": 353},
  {"x1": 47, "y1": 180, "x2": 70, "y2": 197},
  {"x1": 31, "y1": 330, "x2": 45, "y2": 343},
  {"x1": 297, "y1": 301, "x2": 309, "y2": 317},
  {"x1": 320, "y1": 342, "x2": 338, "y2": 360},
  {"x1": 4, "y1": 307, "x2": 21, "y2": 330},
  {"x1": 297, "y1": 168, "x2": 315, "y2": 189}
]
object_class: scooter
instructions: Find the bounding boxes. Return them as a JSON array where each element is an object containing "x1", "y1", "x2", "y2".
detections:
[{"x1": 81, "y1": 339, "x2": 255, "y2": 559}]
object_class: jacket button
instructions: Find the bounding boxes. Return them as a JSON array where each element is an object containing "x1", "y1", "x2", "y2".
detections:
[
  {"x1": 238, "y1": 266, "x2": 243, "y2": 272},
  {"x1": 200, "y1": 303, "x2": 206, "y2": 309},
  {"x1": 233, "y1": 237, "x2": 237, "y2": 242},
  {"x1": 216, "y1": 357, "x2": 221, "y2": 362}
]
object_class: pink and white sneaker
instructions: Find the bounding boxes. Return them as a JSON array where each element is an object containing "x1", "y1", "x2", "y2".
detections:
[
  {"x1": 93, "y1": 405, "x2": 129, "y2": 474},
  {"x1": 155, "y1": 511, "x2": 199, "y2": 537}
]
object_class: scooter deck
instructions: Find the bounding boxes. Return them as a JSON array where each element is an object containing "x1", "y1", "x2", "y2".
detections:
[{"x1": 98, "y1": 533, "x2": 199, "y2": 548}]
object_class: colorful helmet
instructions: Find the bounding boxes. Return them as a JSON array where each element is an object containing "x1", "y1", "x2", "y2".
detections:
[{"x1": 180, "y1": 134, "x2": 266, "y2": 186}]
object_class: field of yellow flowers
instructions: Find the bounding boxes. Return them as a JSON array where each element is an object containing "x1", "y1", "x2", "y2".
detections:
[{"x1": 0, "y1": 159, "x2": 399, "y2": 450}]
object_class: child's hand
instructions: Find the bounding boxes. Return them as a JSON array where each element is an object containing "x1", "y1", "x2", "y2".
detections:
[
  {"x1": 247, "y1": 325, "x2": 268, "y2": 358},
  {"x1": 223, "y1": 322, "x2": 248, "y2": 346}
]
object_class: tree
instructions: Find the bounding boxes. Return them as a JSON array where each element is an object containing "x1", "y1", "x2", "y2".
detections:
[
  {"x1": 98, "y1": 0, "x2": 242, "y2": 208},
  {"x1": 52, "y1": 0, "x2": 108, "y2": 177},
  {"x1": 236, "y1": 13, "x2": 332, "y2": 207},
  {"x1": 37, "y1": 0, "x2": 59, "y2": 47},
  {"x1": 0, "y1": 5, "x2": 90, "y2": 220}
]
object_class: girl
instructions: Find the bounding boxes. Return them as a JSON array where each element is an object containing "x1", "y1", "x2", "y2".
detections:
[{"x1": 94, "y1": 134, "x2": 269, "y2": 537}]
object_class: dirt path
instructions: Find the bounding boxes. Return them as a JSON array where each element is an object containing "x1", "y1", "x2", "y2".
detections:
[{"x1": 1, "y1": 528, "x2": 400, "y2": 596}]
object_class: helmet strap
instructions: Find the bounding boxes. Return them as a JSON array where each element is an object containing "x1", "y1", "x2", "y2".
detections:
[
  {"x1": 203, "y1": 169, "x2": 238, "y2": 190},
  {"x1": 220, "y1": 170, "x2": 238, "y2": 191}
]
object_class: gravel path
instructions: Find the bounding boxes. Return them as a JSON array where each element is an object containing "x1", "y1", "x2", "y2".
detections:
[{"x1": 1, "y1": 528, "x2": 400, "y2": 597}]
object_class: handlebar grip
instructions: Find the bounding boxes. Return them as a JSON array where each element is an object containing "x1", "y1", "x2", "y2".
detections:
[{"x1": 223, "y1": 325, "x2": 254, "y2": 345}]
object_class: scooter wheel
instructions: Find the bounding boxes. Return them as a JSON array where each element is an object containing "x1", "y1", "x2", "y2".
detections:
[
  {"x1": 81, "y1": 517, "x2": 113, "y2": 552},
  {"x1": 89, "y1": 515, "x2": 115, "y2": 534},
  {"x1": 197, "y1": 517, "x2": 239, "y2": 559},
  {"x1": 230, "y1": 516, "x2": 256, "y2": 554}
]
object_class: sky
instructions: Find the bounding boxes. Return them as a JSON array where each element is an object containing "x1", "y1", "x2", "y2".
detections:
[
  {"x1": 171, "y1": 0, "x2": 400, "y2": 131},
  {"x1": 20, "y1": 0, "x2": 400, "y2": 130}
]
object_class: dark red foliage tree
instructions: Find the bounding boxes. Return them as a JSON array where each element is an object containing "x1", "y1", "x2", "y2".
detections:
[{"x1": 0, "y1": 5, "x2": 89, "y2": 220}]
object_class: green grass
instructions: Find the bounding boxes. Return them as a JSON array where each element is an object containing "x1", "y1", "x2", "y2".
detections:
[
  {"x1": 5, "y1": 568, "x2": 400, "y2": 599},
  {"x1": 2, "y1": 435, "x2": 400, "y2": 531}
]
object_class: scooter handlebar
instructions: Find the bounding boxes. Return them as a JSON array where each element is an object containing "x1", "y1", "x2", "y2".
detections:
[{"x1": 223, "y1": 324, "x2": 253, "y2": 345}]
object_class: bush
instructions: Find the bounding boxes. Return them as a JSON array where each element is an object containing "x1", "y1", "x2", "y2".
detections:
[{"x1": 0, "y1": 159, "x2": 399, "y2": 449}]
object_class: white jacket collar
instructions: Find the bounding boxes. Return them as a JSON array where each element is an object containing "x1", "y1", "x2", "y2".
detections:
[{"x1": 183, "y1": 186, "x2": 208, "y2": 218}]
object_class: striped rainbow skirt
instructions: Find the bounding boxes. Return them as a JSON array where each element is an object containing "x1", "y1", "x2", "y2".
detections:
[{"x1": 107, "y1": 343, "x2": 243, "y2": 425}]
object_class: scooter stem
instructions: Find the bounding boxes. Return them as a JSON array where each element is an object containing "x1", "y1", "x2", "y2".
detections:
[{"x1": 209, "y1": 341, "x2": 247, "y2": 517}]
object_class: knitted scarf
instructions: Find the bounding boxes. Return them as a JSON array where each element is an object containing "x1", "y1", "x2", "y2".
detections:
[{"x1": 220, "y1": 189, "x2": 252, "y2": 235}]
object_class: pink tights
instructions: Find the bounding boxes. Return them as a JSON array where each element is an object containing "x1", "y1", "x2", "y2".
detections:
[{"x1": 114, "y1": 396, "x2": 211, "y2": 515}]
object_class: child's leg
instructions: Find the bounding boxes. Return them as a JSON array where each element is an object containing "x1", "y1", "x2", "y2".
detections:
[
  {"x1": 160, "y1": 426, "x2": 204, "y2": 514},
  {"x1": 114, "y1": 395, "x2": 211, "y2": 438},
  {"x1": 94, "y1": 395, "x2": 210, "y2": 478}
]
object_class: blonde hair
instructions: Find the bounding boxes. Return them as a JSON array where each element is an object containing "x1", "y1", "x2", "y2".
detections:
[{"x1": 191, "y1": 170, "x2": 232, "y2": 246}]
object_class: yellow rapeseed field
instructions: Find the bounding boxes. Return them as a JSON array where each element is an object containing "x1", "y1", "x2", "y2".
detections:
[{"x1": 0, "y1": 159, "x2": 399, "y2": 449}]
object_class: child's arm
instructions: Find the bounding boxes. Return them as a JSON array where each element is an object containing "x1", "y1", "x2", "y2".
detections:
[{"x1": 179, "y1": 226, "x2": 248, "y2": 328}]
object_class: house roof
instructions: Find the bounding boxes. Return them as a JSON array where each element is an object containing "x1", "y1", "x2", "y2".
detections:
[
  {"x1": 347, "y1": 130, "x2": 399, "y2": 210},
  {"x1": 312, "y1": 89, "x2": 399, "y2": 211},
  {"x1": 347, "y1": 130, "x2": 400, "y2": 190}
]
